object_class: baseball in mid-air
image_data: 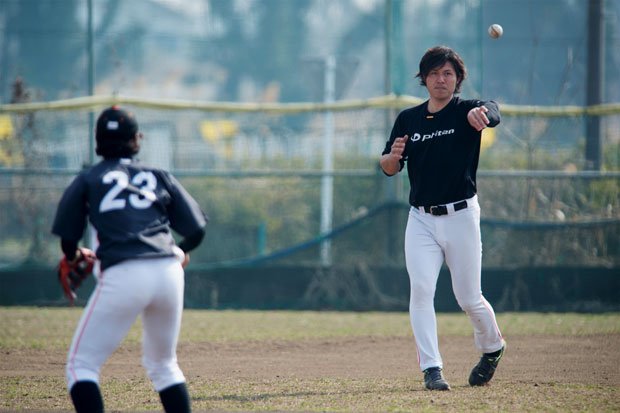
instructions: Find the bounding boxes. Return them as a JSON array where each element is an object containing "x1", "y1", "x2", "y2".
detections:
[{"x1": 488, "y1": 24, "x2": 503, "y2": 39}]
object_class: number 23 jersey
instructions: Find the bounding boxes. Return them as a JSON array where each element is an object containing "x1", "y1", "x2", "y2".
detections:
[{"x1": 52, "y1": 158, "x2": 208, "y2": 270}]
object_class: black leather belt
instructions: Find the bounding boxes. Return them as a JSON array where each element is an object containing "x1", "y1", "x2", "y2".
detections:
[{"x1": 422, "y1": 200, "x2": 468, "y2": 216}]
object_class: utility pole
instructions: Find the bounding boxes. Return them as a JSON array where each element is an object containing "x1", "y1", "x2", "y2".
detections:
[
  {"x1": 585, "y1": 0, "x2": 604, "y2": 170},
  {"x1": 320, "y1": 55, "x2": 336, "y2": 267},
  {"x1": 87, "y1": 0, "x2": 95, "y2": 165},
  {"x1": 87, "y1": 0, "x2": 97, "y2": 251},
  {"x1": 383, "y1": 0, "x2": 404, "y2": 263}
]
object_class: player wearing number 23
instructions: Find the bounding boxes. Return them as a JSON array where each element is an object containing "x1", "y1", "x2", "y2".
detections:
[
  {"x1": 380, "y1": 46, "x2": 505, "y2": 391},
  {"x1": 52, "y1": 106, "x2": 208, "y2": 413}
]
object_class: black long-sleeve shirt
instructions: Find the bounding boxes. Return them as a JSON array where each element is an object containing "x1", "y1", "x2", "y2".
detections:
[{"x1": 382, "y1": 97, "x2": 500, "y2": 207}]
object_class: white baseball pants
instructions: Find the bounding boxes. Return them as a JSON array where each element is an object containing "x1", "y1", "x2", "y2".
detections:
[
  {"x1": 66, "y1": 256, "x2": 187, "y2": 392},
  {"x1": 404, "y1": 195, "x2": 503, "y2": 371}
]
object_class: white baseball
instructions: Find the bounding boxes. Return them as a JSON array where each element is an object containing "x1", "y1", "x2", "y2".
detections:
[{"x1": 488, "y1": 24, "x2": 503, "y2": 39}]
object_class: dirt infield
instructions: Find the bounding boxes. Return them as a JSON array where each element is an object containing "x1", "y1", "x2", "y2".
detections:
[
  {"x1": 185, "y1": 334, "x2": 619, "y2": 384},
  {"x1": 2, "y1": 333, "x2": 619, "y2": 411},
  {"x1": 5, "y1": 335, "x2": 619, "y2": 384}
]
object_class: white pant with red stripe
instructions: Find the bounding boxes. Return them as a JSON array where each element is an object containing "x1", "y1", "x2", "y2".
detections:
[
  {"x1": 66, "y1": 256, "x2": 186, "y2": 392},
  {"x1": 404, "y1": 195, "x2": 503, "y2": 371}
]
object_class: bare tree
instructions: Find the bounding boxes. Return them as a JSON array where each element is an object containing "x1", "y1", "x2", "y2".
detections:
[{"x1": 10, "y1": 77, "x2": 50, "y2": 264}]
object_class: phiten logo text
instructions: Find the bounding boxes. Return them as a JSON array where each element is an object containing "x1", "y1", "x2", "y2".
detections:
[{"x1": 411, "y1": 129, "x2": 455, "y2": 142}]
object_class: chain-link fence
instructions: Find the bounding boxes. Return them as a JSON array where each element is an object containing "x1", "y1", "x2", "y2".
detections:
[{"x1": 0, "y1": 101, "x2": 618, "y2": 270}]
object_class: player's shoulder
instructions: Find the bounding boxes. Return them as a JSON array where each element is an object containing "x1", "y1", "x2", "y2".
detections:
[
  {"x1": 454, "y1": 96, "x2": 498, "y2": 109},
  {"x1": 131, "y1": 161, "x2": 164, "y2": 175},
  {"x1": 86, "y1": 157, "x2": 178, "y2": 187},
  {"x1": 398, "y1": 102, "x2": 426, "y2": 119},
  {"x1": 452, "y1": 96, "x2": 475, "y2": 107},
  {"x1": 106, "y1": 158, "x2": 167, "y2": 175},
  {"x1": 84, "y1": 158, "x2": 164, "y2": 181},
  {"x1": 449, "y1": 97, "x2": 482, "y2": 116},
  {"x1": 131, "y1": 160, "x2": 178, "y2": 184},
  {"x1": 74, "y1": 162, "x2": 100, "y2": 183}
]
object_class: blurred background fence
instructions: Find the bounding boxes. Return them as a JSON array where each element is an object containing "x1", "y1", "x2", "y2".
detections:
[
  {"x1": 0, "y1": 99, "x2": 618, "y2": 311},
  {"x1": 0, "y1": 0, "x2": 619, "y2": 310}
]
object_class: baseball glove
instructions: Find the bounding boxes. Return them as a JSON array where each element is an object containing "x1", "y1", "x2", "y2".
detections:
[{"x1": 57, "y1": 248, "x2": 96, "y2": 305}]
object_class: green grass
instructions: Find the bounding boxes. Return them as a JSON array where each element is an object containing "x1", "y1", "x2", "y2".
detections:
[
  {"x1": 1, "y1": 308, "x2": 619, "y2": 412},
  {"x1": 1, "y1": 307, "x2": 619, "y2": 349}
]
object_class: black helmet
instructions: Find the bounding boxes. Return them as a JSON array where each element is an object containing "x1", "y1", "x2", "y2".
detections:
[{"x1": 95, "y1": 106, "x2": 140, "y2": 158}]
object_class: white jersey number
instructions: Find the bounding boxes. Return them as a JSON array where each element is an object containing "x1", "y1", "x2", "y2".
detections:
[{"x1": 100, "y1": 170, "x2": 158, "y2": 212}]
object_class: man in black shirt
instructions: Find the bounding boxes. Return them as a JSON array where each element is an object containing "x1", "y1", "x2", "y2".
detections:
[
  {"x1": 380, "y1": 46, "x2": 505, "y2": 391},
  {"x1": 52, "y1": 106, "x2": 208, "y2": 412}
]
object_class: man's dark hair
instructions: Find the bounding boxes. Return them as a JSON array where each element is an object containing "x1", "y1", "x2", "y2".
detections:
[
  {"x1": 415, "y1": 46, "x2": 467, "y2": 93},
  {"x1": 95, "y1": 106, "x2": 141, "y2": 158}
]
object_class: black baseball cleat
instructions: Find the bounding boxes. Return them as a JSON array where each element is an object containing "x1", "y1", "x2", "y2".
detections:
[
  {"x1": 469, "y1": 340, "x2": 506, "y2": 386},
  {"x1": 423, "y1": 367, "x2": 451, "y2": 391}
]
